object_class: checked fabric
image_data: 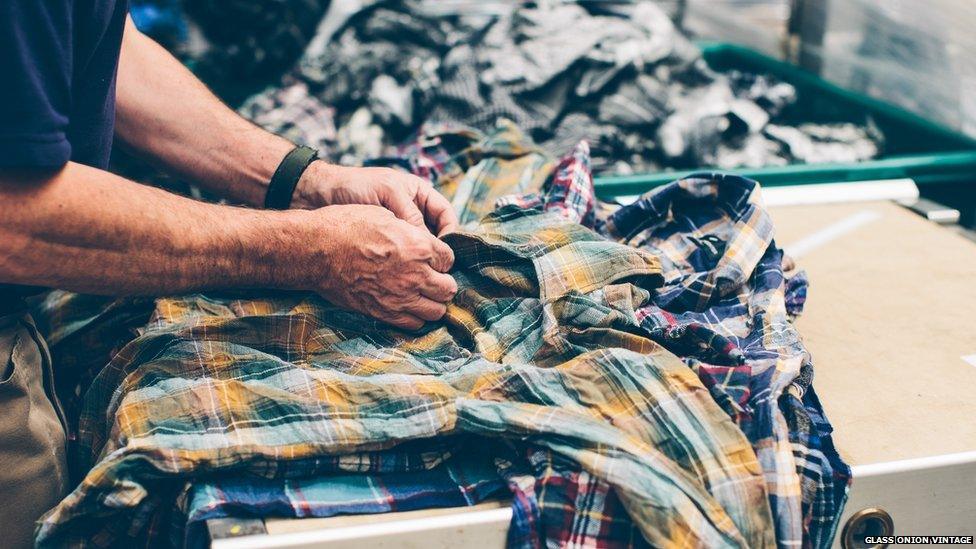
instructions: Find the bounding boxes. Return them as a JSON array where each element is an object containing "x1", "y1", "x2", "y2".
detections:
[
  {"x1": 33, "y1": 123, "x2": 846, "y2": 548},
  {"x1": 603, "y1": 174, "x2": 851, "y2": 547},
  {"x1": 35, "y1": 210, "x2": 775, "y2": 549}
]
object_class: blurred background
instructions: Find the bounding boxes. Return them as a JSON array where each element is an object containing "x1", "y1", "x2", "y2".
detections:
[
  {"x1": 124, "y1": 0, "x2": 976, "y2": 226},
  {"x1": 684, "y1": 0, "x2": 976, "y2": 136},
  {"x1": 132, "y1": 0, "x2": 976, "y2": 134}
]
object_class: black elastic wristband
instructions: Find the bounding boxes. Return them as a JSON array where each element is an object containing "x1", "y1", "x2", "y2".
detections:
[{"x1": 264, "y1": 146, "x2": 319, "y2": 210}]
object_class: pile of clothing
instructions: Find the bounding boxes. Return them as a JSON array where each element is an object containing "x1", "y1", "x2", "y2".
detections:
[
  {"x1": 33, "y1": 122, "x2": 848, "y2": 548},
  {"x1": 131, "y1": 0, "x2": 884, "y2": 175},
  {"x1": 238, "y1": 0, "x2": 884, "y2": 173}
]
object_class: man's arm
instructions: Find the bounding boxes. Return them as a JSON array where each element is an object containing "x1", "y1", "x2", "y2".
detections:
[
  {"x1": 114, "y1": 18, "x2": 458, "y2": 234},
  {"x1": 113, "y1": 18, "x2": 292, "y2": 208},
  {"x1": 0, "y1": 165, "x2": 456, "y2": 329},
  {"x1": 0, "y1": 163, "x2": 293, "y2": 294}
]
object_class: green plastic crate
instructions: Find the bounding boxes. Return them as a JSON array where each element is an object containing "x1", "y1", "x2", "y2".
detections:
[{"x1": 593, "y1": 42, "x2": 976, "y2": 198}]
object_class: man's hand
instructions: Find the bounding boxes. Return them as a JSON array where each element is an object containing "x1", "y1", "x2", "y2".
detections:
[
  {"x1": 300, "y1": 205, "x2": 458, "y2": 330},
  {"x1": 294, "y1": 163, "x2": 460, "y2": 237},
  {"x1": 0, "y1": 164, "x2": 457, "y2": 331}
]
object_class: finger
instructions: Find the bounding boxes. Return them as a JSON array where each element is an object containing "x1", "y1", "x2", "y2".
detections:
[
  {"x1": 421, "y1": 271, "x2": 458, "y2": 302},
  {"x1": 383, "y1": 184, "x2": 427, "y2": 228},
  {"x1": 386, "y1": 312, "x2": 426, "y2": 331},
  {"x1": 403, "y1": 296, "x2": 449, "y2": 322},
  {"x1": 428, "y1": 238, "x2": 455, "y2": 273},
  {"x1": 416, "y1": 183, "x2": 459, "y2": 236}
]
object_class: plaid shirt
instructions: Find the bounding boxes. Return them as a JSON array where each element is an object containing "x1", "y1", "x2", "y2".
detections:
[
  {"x1": 34, "y1": 124, "x2": 843, "y2": 548},
  {"x1": 36, "y1": 208, "x2": 775, "y2": 548},
  {"x1": 604, "y1": 173, "x2": 850, "y2": 548},
  {"x1": 370, "y1": 120, "x2": 555, "y2": 227},
  {"x1": 181, "y1": 437, "x2": 509, "y2": 548}
]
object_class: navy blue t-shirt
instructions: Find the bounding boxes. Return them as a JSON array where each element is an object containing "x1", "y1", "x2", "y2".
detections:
[
  {"x1": 0, "y1": 0, "x2": 128, "y2": 169},
  {"x1": 0, "y1": 0, "x2": 128, "y2": 312}
]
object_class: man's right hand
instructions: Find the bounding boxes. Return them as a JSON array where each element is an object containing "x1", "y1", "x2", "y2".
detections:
[
  {"x1": 0, "y1": 164, "x2": 456, "y2": 329},
  {"x1": 298, "y1": 205, "x2": 458, "y2": 330}
]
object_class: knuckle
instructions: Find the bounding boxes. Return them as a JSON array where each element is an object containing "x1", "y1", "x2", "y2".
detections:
[
  {"x1": 380, "y1": 168, "x2": 401, "y2": 184},
  {"x1": 407, "y1": 240, "x2": 434, "y2": 259},
  {"x1": 393, "y1": 271, "x2": 417, "y2": 286}
]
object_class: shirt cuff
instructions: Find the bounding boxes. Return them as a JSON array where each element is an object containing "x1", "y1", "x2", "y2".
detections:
[{"x1": 0, "y1": 134, "x2": 71, "y2": 169}]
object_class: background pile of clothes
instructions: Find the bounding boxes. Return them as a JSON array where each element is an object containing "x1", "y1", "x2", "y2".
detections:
[{"x1": 129, "y1": 0, "x2": 884, "y2": 175}]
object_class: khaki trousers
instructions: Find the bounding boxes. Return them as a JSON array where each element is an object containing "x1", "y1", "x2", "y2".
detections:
[{"x1": 0, "y1": 313, "x2": 68, "y2": 549}]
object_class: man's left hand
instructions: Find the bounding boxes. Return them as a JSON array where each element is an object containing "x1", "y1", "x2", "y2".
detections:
[{"x1": 294, "y1": 162, "x2": 459, "y2": 236}]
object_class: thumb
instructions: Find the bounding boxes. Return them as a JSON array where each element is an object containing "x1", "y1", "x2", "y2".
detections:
[
  {"x1": 429, "y1": 237, "x2": 455, "y2": 273},
  {"x1": 383, "y1": 187, "x2": 426, "y2": 228}
]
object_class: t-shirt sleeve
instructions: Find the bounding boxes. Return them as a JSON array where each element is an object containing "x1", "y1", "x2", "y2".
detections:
[{"x1": 0, "y1": 0, "x2": 73, "y2": 168}]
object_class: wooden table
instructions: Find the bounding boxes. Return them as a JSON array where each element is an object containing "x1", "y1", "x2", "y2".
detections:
[{"x1": 770, "y1": 200, "x2": 976, "y2": 548}]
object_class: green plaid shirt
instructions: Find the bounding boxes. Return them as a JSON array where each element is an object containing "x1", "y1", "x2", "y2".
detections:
[
  {"x1": 37, "y1": 203, "x2": 777, "y2": 547},
  {"x1": 34, "y1": 123, "x2": 790, "y2": 548}
]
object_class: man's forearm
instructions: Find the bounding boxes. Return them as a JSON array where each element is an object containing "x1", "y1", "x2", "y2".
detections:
[
  {"x1": 114, "y1": 17, "x2": 293, "y2": 207},
  {"x1": 112, "y1": 17, "x2": 463, "y2": 236},
  {"x1": 0, "y1": 163, "x2": 310, "y2": 295}
]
